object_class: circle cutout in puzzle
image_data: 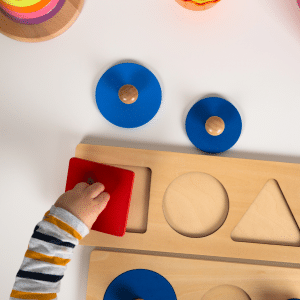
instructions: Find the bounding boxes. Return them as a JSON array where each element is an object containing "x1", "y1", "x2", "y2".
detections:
[
  {"x1": 185, "y1": 96, "x2": 242, "y2": 154},
  {"x1": 202, "y1": 285, "x2": 251, "y2": 300},
  {"x1": 163, "y1": 172, "x2": 229, "y2": 238},
  {"x1": 95, "y1": 62, "x2": 162, "y2": 128},
  {"x1": 104, "y1": 269, "x2": 177, "y2": 300}
]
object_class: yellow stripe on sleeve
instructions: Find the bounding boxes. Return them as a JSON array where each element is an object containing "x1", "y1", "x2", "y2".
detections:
[
  {"x1": 25, "y1": 250, "x2": 71, "y2": 266},
  {"x1": 44, "y1": 214, "x2": 82, "y2": 240},
  {"x1": 10, "y1": 290, "x2": 57, "y2": 299}
]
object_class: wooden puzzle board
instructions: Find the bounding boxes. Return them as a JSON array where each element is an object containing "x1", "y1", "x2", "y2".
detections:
[
  {"x1": 87, "y1": 249, "x2": 300, "y2": 300},
  {"x1": 76, "y1": 144, "x2": 300, "y2": 264}
]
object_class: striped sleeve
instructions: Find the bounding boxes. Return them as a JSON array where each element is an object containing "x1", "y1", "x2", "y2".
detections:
[{"x1": 10, "y1": 205, "x2": 90, "y2": 300}]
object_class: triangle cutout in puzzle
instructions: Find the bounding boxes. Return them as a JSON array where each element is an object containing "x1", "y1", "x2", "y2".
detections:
[{"x1": 231, "y1": 179, "x2": 300, "y2": 246}]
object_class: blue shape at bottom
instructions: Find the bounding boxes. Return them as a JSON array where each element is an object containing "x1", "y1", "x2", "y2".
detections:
[{"x1": 104, "y1": 269, "x2": 177, "y2": 300}]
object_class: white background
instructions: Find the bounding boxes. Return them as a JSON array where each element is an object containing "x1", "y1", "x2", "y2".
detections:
[{"x1": 1, "y1": 0, "x2": 300, "y2": 299}]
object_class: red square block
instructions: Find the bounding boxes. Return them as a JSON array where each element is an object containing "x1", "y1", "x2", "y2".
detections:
[{"x1": 65, "y1": 157, "x2": 135, "y2": 237}]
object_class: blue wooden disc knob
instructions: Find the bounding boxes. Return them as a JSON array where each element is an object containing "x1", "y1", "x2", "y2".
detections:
[
  {"x1": 104, "y1": 269, "x2": 177, "y2": 300},
  {"x1": 95, "y1": 62, "x2": 162, "y2": 128},
  {"x1": 185, "y1": 96, "x2": 242, "y2": 153}
]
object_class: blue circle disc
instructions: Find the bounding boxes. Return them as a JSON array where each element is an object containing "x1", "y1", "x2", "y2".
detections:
[
  {"x1": 104, "y1": 269, "x2": 177, "y2": 300},
  {"x1": 95, "y1": 63, "x2": 162, "y2": 128},
  {"x1": 185, "y1": 97, "x2": 242, "y2": 153}
]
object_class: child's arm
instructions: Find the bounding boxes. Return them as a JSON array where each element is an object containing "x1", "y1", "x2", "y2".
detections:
[{"x1": 10, "y1": 182, "x2": 110, "y2": 300}]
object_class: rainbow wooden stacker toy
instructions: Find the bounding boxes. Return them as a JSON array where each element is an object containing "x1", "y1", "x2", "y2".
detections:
[
  {"x1": 65, "y1": 157, "x2": 135, "y2": 237},
  {"x1": 0, "y1": 0, "x2": 65, "y2": 24},
  {"x1": 0, "y1": 0, "x2": 84, "y2": 42}
]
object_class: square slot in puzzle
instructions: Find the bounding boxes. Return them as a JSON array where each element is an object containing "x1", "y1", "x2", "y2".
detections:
[
  {"x1": 111, "y1": 164, "x2": 151, "y2": 234},
  {"x1": 76, "y1": 144, "x2": 300, "y2": 264},
  {"x1": 65, "y1": 158, "x2": 152, "y2": 235}
]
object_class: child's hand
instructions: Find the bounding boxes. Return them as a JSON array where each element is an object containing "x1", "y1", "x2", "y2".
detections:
[{"x1": 54, "y1": 182, "x2": 110, "y2": 229}]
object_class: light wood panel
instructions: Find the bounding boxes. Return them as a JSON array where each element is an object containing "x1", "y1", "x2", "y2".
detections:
[
  {"x1": 76, "y1": 144, "x2": 300, "y2": 264},
  {"x1": 87, "y1": 249, "x2": 300, "y2": 300},
  {"x1": 202, "y1": 285, "x2": 251, "y2": 300},
  {"x1": 0, "y1": 0, "x2": 84, "y2": 42},
  {"x1": 231, "y1": 179, "x2": 300, "y2": 246},
  {"x1": 112, "y1": 165, "x2": 151, "y2": 234},
  {"x1": 163, "y1": 172, "x2": 229, "y2": 238}
]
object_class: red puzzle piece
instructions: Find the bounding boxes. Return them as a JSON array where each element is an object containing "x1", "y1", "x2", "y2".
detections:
[{"x1": 65, "y1": 157, "x2": 135, "y2": 237}]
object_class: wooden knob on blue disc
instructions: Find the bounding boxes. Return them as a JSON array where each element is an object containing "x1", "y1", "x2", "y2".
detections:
[
  {"x1": 118, "y1": 84, "x2": 138, "y2": 104},
  {"x1": 205, "y1": 116, "x2": 225, "y2": 136}
]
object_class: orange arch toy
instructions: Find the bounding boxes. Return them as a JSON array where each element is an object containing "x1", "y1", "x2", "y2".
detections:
[{"x1": 175, "y1": 0, "x2": 221, "y2": 11}]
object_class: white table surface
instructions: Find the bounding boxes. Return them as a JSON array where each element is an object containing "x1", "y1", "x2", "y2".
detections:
[{"x1": 1, "y1": 0, "x2": 300, "y2": 299}]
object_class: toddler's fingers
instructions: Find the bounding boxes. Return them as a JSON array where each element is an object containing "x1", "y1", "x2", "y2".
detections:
[
  {"x1": 93, "y1": 192, "x2": 110, "y2": 211},
  {"x1": 73, "y1": 182, "x2": 89, "y2": 191},
  {"x1": 94, "y1": 191, "x2": 110, "y2": 203},
  {"x1": 85, "y1": 182, "x2": 105, "y2": 199}
]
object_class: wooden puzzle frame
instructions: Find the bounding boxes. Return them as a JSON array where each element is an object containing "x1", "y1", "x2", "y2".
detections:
[
  {"x1": 76, "y1": 144, "x2": 300, "y2": 264},
  {"x1": 87, "y1": 249, "x2": 300, "y2": 300}
]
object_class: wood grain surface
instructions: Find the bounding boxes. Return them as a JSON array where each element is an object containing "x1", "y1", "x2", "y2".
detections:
[
  {"x1": 231, "y1": 179, "x2": 300, "y2": 246},
  {"x1": 87, "y1": 249, "x2": 300, "y2": 300},
  {"x1": 76, "y1": 143, "x2": 300, "y2": 264}
]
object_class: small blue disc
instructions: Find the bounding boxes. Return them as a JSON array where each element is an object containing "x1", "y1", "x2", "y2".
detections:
[
  {"x1": 104, "y1": 269, "x2": 177, "y2": 300},
  {"x1": 185, "y1": 96, "x2": 242, "y2": 153},
  {"x1": 95, "y1": 63, "x2": 162, "y2": 128}
]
